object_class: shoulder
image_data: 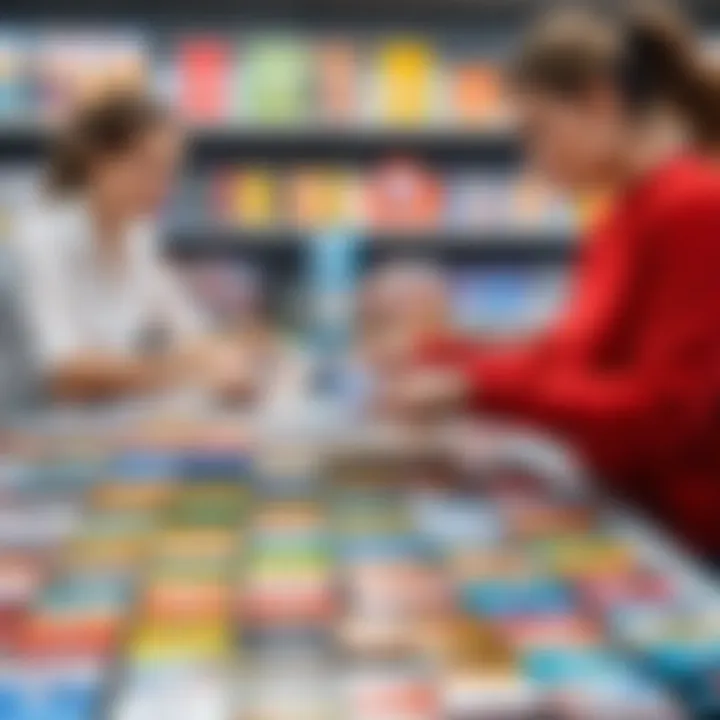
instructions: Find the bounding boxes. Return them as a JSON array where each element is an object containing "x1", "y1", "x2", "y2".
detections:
[
  {"x1": 14, "y1": 198, "x2": 86, "y2": 257},
  {"x1": 642, "y1": 157, "x2": 720, "y2": 229}
]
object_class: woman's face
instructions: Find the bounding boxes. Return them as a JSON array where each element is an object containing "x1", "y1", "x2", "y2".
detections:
[
  {"x1": 514, "y1": 86, "x2": 627, "y2": 192},
  {"x1": 92, "y1": 123, "x2": 185, "y2": 217}
]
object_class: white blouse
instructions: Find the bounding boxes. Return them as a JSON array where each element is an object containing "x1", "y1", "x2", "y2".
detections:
[{"x1": 14, "y1": 199, "x2": 203, "y2": 372}]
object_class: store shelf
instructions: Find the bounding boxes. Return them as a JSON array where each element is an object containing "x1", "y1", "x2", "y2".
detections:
[
  {"x1": 0, "y1": 0, "x2": 554, "y2": 25},
  {"x1": 0, "y1": 125, "x2": 519, "y2": 165},
  {"x1": 166, "y1": 227, "x2": 575, "y2": 265},
  {"x1": 0, "y1": 126, "x2": 50, "y2": 164},
  {"x1": 166, "y1": 230, "x2": 304, "y2": 274},
  {"x1": 4, "y1": 0, "x2": 719, "y2": 27},
  {"x1": 190, "y1": 126, "x2": 519, "y2": 165}
]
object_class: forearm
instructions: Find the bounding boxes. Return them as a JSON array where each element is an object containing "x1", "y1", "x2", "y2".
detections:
[
  {"x1": 472, "y1": 357, "x2": 714, "y2": 479},
  {"x1": 47, "y1": 353, "x2": 171, "y2": 402}
]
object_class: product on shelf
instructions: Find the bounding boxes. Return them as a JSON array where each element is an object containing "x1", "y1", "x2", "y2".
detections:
[
  {"x1": 365, "y1": 157, "x2": 445, "y2": 230},
  {"x1": 0, "y1": 36, "x2": 28, "y2": 121},
  {"x1": 0, "y1": 27, "x2": 520, "y2": 130},
  {"x1": 446, "y1": 173, "x2": 513, "y2": 230},
  {"x1": 217, "y1": 166, "x2": 278, "y2": 230},
  {"x1": 35, "y1": 31, "x2": 148, "y2": 124},
  {"x1": 243, "y1": 36, "x2": 313, "y2": 125},
  {"x1": 375, "y1": 38, "x2": 437, "y2": 127},
  {"x1": 316, "y1": 38, "x2": 360, "y2": 125},
  {"x1": 513, "y1": 173, "x2": 576, "y2": 229},
  {"x1": 287, "y1": 166, "x2": 357, "y2": 229},
  {"x1": 452, "y1": 269, "x2": 535, "y2": 336},
  {"x1": 174, "y1": 162, "x2": 577, "y2": 240},
  {"x1": 450, "y1": 61, "x2": 505, "y2": 128},
  {"x1": 176, "y1": 37, "x2": 234, "y2": 125}
]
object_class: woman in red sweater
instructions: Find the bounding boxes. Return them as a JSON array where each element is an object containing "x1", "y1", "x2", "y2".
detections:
[{"x1": 390, "y1": 5, "x2": 720, "y2": 556}]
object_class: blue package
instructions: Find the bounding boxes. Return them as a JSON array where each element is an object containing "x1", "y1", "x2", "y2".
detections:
[
  {"x1": 523, "y1": 647, "x2": 625, "y2": 685},
  {"x1": 24, "y1": 463, "x2": 103, "y2": 495},
  {"x1": 0, "y1": 685, "x2": 28, "y2": 720},
  {"x1": 691, "y1": 664, "x2": 720, "y2": 717},
  {"x1": 340, "y1": 534, "x2": 433, "y2": 563},
  {"x1": 0, "y1": 36, "x2": 30, "y2": 121},
  {"x1": 45, "y1": 679, "x2": 100, "y2": 720},
  {"x1": 110, "y1": 451, "x2": 178, "y2": 480},
  {"x1": 51, "y1": 462, "x2": 106, "y2": 493},
  {"x1": 461, "y1": 578, "x2": 575, "y2": 619},
  {"x1": 411, "y1": 495, "x2": 501, "y2": 549},
  {"x1": 611, "y1": 606, "x2": 720, "y2": 713},
  {"x1": 38, "y1": 575, "x2": 132, "y2": 614},
  {"x1": 308, "y1": 230, "x2": 361, "y2": 360},
  {"x1": 526, "y1": 649, "x2": 677, "y2": 715},
  {"x1": 641, "y1": 642, "x2": 720, "y2": 715},
  {"x1": 176, "y1": 451, "x2": 252, "y2": 481}
]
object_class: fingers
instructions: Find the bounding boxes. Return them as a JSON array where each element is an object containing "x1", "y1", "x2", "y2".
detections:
[{"x1": 377, "y1": 370, "x2": 467, "y2": 423}]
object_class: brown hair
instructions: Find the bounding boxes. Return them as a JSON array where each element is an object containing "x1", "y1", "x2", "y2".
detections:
[
  {"x1": 511, "y1": 2, "x2": 720, "y2": 149},
  {"x1": 47, "y1": 93, "x2": 172, "y2": 196}
]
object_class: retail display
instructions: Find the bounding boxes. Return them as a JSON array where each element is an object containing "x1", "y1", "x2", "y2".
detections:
[
  {"x1": 1, "y1": 8, "x2": 720, "y2": 719},
  {"x1": 0, "y1": 417, "x2": 716, "y2": 719},
  {"x1": 0, "y1": 27, "x2": 576, "y2": 326},
  {"x1": 172, "y1": 162, "x2": 575, "y2": 234},
  {"x1": 0, "y1": 30, "x2": 506, "y2": 130}
]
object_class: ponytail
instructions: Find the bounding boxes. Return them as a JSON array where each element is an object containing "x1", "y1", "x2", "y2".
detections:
[
  {"x1": 621, "y1": 4, "x2": 720, "y2": 148},
  {"x1": 512, "y1": 2, "x2": 720, "y2": 150}
]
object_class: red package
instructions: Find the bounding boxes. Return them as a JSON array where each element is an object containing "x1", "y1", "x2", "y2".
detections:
[
  {"x1": 577, "y1": 570, "x2": 676, "y2": 614},
  {"x1": 0, "y1": 605, "x2": 29, "y2": 650},
  {"x1": 177, "y1": 37, "x2": 233, "y2": 124},
  {"x1": 17, "y1": 614, "x2": 121, "y2": 658},
  {"x1": 241, "y1": 587, "x2": 336, "y2": 625},
  {"x1": 365, "y1": 158, "x2": 444, "y2": 231},
  {"x1": 499, "y1": 615, "x2": 602, "y2": 652},
  {"x1": 352, "y1": 675, "x2": 439, "y2": 718}
]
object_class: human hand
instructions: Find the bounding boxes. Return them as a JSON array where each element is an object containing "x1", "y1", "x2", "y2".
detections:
[
  {"x1": 378, "y1": 368, "x2": 467, "y2": 422},
  {"x1": 203, "y1": 342, "x2": 260, "y2": 404}
]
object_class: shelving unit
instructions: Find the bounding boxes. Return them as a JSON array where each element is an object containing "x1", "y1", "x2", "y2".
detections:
[
  {"x1": 167, "y1": 227, "x2": 574, "y2": 264},
  {"x1": 4, "y1": 0, "x2": 719, "y2": 25},
  {"x1": 3, "y1": 1, "x2": 716, "y2": 328},
  {"x1": 0, "y1": 125, "x2": 519, "y2": 165}
]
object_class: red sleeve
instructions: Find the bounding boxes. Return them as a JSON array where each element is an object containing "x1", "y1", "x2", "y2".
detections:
[
  {"x1": 420, "y1": 215, "x2": 622, "y2": 410},
  {"x1": 418, "y1": 333, "x2": 551, "y2": 384},
  {"x1": 465, "y1": 190, "x2": 720, "y2": 476}
]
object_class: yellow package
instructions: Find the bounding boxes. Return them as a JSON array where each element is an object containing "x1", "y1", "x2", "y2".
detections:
[
  {"x1": 91, "y1": 483, "x2": 173, "y2": 511},
  {"x1": 129, "y1": 621, "x2": 230, "y2": 662},
  {"x1": 65, "y1": 537, "x2": 149, "y2": 568},
  {"x1": 156, "y1": 529, "x2": 237, "y2": 559},
  {"x1": 232, "y1": 167, "x2": 277, "y2": 229},
  {"x1": 544, "y1": 539, "x2": 636, "y2": 578},
  {"x1": 377, "y1": 38, "x2": 436, "y2": 125}
]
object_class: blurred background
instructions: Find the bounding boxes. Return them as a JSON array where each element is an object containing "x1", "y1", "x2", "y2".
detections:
[
  {"x1": 0, "y1": 0, "x2": 719, "y2": 337},
  {"x1": 0, "y1": 0, "x2": 594, "y2": 366},
  {"x1": 0, "y1": 1, "x2": 716, "y2": 368},
  {"x1": 0, "y1": 2, "x2": 718, "y2": 719}
]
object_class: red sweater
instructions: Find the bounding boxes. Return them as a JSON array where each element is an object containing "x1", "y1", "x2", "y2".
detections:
[{"x1": 428, "y1": 156, "x2": 720, "y2": 554}]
